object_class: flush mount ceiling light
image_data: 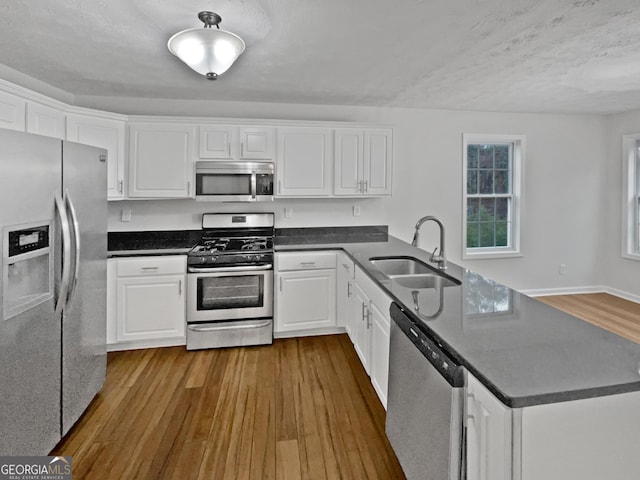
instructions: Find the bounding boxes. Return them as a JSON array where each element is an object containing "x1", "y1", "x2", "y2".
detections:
[{"x1": 168, "y1": 11, "x2": 245, "y2": 80}]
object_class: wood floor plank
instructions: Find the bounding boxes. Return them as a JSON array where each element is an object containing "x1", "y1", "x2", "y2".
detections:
[
  {"x1": 538, "y1": 293, "x2": 640, "y2": 344},
  {"x1": 52, "y1": 335, "x2": 405, "y2": 480},
  {"x1": 276, "y1": 439, "x2": 302, "y2": 480}
]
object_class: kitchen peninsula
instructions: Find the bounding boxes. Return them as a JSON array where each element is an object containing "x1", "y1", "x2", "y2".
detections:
[
  {"x1": 110, "y1": 226, "x2": 640, "y2": 480},
  {"x1": 275, "y1": 230, "x2": 640, "y2": 480}
]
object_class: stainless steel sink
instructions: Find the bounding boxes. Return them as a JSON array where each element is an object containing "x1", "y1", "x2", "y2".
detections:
[
  {"x1": 369, "y1": 256, "x2": 461, "y2": 288},
  {"x1": 392, "y1": 274, "x2": 459, "y2": 289}
]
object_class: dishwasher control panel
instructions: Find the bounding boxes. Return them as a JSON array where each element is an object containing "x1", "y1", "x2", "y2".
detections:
[{"x1": 390, "y1": 302, "x2": 464, "y2": 387}]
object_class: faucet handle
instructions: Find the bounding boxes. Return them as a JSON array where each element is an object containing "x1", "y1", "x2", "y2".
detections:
[{"x1": 429, "y1": 247, "x2": 439, "y2": 262}]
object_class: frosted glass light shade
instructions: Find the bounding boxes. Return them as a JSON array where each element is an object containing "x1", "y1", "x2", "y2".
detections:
[{"x1": 168, "y1": 28, "x2": 245, "y2": 78}]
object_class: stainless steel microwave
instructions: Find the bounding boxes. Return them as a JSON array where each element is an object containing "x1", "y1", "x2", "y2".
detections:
[{"x1": 195, "y1": 161, "x2": 274, "y2": 202}]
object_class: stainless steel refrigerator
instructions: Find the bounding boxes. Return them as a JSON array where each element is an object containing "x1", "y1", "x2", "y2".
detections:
[{"x1": 0, "y1": 129, "x2": 107, "y2": 455}]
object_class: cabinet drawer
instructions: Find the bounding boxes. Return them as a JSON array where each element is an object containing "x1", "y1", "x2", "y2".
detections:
[
  {"x1": 277, "y1": 251, "x2": 337, "y2": 271},
  {"x1": 116, "y1": 256, "x2": 186, "y2": 277}
]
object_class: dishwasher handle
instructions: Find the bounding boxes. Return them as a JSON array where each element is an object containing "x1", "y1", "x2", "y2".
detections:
[{"x1": 390, "y1": 302, "x2": 464, "y2": 387}]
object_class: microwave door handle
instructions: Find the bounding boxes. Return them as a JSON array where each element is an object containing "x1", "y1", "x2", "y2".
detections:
[{"x1": 251, "y1": 172, "x2": 257, "y2": 200}]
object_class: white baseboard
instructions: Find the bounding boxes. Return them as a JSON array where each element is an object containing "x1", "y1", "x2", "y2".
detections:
[
  {"x1": 604, "y1": 286, "x2": 640, "y2": 304},
  {"x1": 521, "y1": 285, "x2": 640, "y2": 304}
]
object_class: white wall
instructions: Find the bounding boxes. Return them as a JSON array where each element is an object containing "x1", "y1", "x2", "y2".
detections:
[
  {"x1": 602, "y1": 109, "x2": 640, "y2": 299},
  {"x1": 102, "y1": 96, "x2": 608, "y2": 293}
]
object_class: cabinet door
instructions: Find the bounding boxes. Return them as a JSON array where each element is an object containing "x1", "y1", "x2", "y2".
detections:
[
  {"x1": 239, "y1": 126, "x2": 274, "y2": 160},
  {"x1": 336, "y1": 252, "x2": 354, "y2": 328},
  {"x1": 363, "y1": 129, "x2": 392, "y2": 196},
  {"x1": 276, "y1": 268, "x2": 336, "y2": 332},
  {"x1": 26, "y1": 102, "x2": 65, "y2": 139},
  {"x1": 199, "y1": 125, "x2": 234, "y2": 159},
  {"x1": 369, "y1": 300, "x2": 390, "y2": 409},
  {"x1": 116, "y1": 274, "x2": 185, "y2": 342},
  {"x1": 129, "y1": 124, "x2": 195, "y2": 198},
  {"x1": 276, "y1": 127, "x2": 332, "y2": 196},
  {"x1": 466, "y1": 373, "x2": 512, "y2": 480},
  {"x1": 67, "y1": 114, "x2": 126, "y2": 199},
  {"x1": 0, "y1": 90, "x2": 26, "y2": 131},
  {"x1": 351, "y1": 283, "x2": 371, "y2": 373},
  {"x1": 334, "y1": 129, "x2": 363, "y2": 196}
]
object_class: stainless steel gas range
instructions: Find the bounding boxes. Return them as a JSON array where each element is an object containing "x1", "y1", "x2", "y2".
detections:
[{"x1": 186, "y1": 213, "x2": 274, "y2": 350}]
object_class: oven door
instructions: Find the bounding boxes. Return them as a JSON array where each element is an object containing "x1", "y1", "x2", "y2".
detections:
[{"x1": 187, "y1": 266, "x2": 273, "y2": 323}]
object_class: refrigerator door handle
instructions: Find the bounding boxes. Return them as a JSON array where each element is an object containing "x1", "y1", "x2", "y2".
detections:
[
  {"x1": 65, "y1": 190, "x2": 81, "y2": 307},
  {"x1": 54, "y1": 193, "x2": 72, "y2": 316}
]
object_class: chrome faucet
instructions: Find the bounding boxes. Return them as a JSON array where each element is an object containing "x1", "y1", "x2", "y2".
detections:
[{"x1": 411, "y1": 216, "x2": 447, "y2": 269}]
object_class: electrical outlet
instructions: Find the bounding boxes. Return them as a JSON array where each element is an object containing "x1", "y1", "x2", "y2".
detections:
[
  {"x1": 559, "y1": 264, "x2": 567, "y2": 275},
  {"x1": 284, "y1": 207, "x2": 293, "y2": 218},
  {"x1": 121, "y1": 208, "x2": 131, "y2": 222},
  {"x1": 353, "y1": 205, "x2": 361, "y2": 217}
]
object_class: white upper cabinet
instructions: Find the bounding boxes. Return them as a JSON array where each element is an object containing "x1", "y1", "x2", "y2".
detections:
[
  {"x1": 199, "y1": 125, "x2": 275, "y2": 160},
  {"x1": 364, "y1": 129, "x2": 393, "y2": 195},
  {"x1": 66, "y1": 114, "x2": 126, "y2": 199},
  {"x1": 0, "y1": 90, "x2": 26, "y2": 131},
  {"x1": 26, "y1": 102, "x2": 65, "y2": 139},
  {"x1": 128, "y1": 123, "x2": 196, "y2": 198},
  {"x1": 335, "y1": 128, "x2": 392, "y2": 196},
  {"x1": 276, "y1": 127, "x2": 333, "y2": 196}
]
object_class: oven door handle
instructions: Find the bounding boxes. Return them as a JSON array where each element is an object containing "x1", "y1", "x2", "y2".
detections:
[
  {"x1": 188, "y1": 320, "x2": 272, "y2": 332},
  {"x1": 188, "y1": 264, "x2": 273, "y2": 273}
]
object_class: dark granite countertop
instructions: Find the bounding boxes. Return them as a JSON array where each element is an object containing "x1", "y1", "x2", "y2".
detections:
[
  {"x1": 277, "y1": 235, "x2": 640, "y2": 408},
  {"x1": 108, "y1": 230, "x2": 200, "y2": 257}
]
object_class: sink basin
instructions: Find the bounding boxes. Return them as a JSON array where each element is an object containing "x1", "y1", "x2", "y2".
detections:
[
  {"x1": 369, "y1": 256, "x2": 436, "y2": 276},
  {"x1": 369, "y1": 256, "x2": 461, "y2": 288},
  {"x1": 392, "y1": 274, "x2": 459, "y2": 289}
]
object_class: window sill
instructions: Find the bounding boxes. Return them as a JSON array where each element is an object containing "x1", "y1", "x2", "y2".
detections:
[
  {"x1": 621, "y1": 251, "x2": 640, "y2": 262},
  {"x1": 463, "y1": 250, "x2": 523, "y2": 260}
]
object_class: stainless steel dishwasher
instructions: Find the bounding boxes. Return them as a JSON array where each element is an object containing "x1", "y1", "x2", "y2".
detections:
[{"x1": 386, "y1": 302, "x2": 465, "y2": 480}]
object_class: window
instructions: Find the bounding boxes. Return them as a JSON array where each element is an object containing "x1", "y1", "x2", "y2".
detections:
[
  {"x1": 622, "y1": 134, "x2": 640, "y2": 261},
  {"x1": 462, "y1": 134, "x2": 524, "y2": 259}
]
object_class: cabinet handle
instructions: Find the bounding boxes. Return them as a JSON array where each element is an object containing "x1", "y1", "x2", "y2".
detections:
[
  {"x1": 178, "y1": 280, "x2": 182, "y2": 295},
  {"x1": 358, "y1": 180, "x2": 363, "y2": 193},
  {"x1": 141, "y1": 267, "x2": 159, "y2": 271},
  {"x1": 240, "y1": 142, "x2": 244, "y2": 157},
  {"x1": 364, "y1": 180, "x2": 368, "y2": 193},
  {"x1": 187, "y1": 181, "x2": 191, "y2": 196},
  {"x1": 278, "y1": 180, "x2": 282, "y2": 194},
  {"x1": 300, "y1": 261, "x2": 316, "y2": 266},
  {"x1": 364, "y1": 303, "x2": 371, "y2": 328},
  {"x1": 118, "y1": 180, "x2": 123, "y2": 193},
  {"x1": 279, "y1": 276, "x2": 283, "y2": 292},
  {"x1": 347, "y1": 281, "x2": 352, "y2": 297}
]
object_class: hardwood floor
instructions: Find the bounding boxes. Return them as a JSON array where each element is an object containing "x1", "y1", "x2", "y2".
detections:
[
  {"x1": 537, "y1": 293, "x2": 640, "y2": 344},
  {"x1": 52, "y1": 334, "x2": 405, "y2": 480}
]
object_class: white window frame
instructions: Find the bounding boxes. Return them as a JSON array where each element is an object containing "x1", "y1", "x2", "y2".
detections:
[
  {"x1": 622, "y1": 134, "x2": 640, "y2": 261},
  {"x1": 462, "y1": 133, "x2": 525, "y2": 260}
]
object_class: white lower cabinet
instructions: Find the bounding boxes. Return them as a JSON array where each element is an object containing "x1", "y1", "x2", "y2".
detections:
[
  {"x1": 465, "y1": 371, "x2": 640, "y2": 480},
  {"x1": 465, "y1": 373, "x2": 512, "y2": 480},
  {"x1": 369, "y1": 300, "x2": 390, "y2": 408},
  {"x1": 346, "y1": 265, "x2": 392, "y2": 408},
  {"x1": 275, "y1": 251, "x2": 337, "y2": 335},
  {"x1": 349, "y1": 282, "x2": 371, "y2": 372},
  {"x1": 336, "y1": 252, "x2": 354, "y2": 330},
  {"x1": 109, "y1": 255, "x2": 186, "y2": 350}
]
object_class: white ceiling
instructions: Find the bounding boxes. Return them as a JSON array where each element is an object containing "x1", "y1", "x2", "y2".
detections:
[{"x1": 3, "y1": 0, "x2": 640, "y2": 114}]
